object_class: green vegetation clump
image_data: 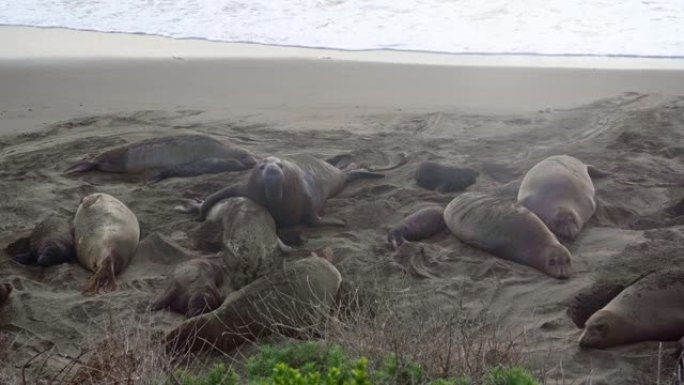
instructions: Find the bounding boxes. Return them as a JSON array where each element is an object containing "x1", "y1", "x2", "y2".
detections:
[{"x1": 173, "y1": 342, "x2": 539, "y2": 385}]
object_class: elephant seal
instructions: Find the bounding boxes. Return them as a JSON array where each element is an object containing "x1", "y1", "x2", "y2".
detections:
[
  {"x1": 178, "y1": 154, "x2": 384, "y2": 226},
  {"x1": 4, "y1": 214, "x2": 75, "y2": 267},
  {"x1": 165, "y1": 254, "x2": 341, "y2": 353},
  {"x1": 387, "y1": 206, "x2": 446, "y2": 249},
  {"x1": 151, "y1": 256, "x2": 226, "y2": 317},
  {"x1": 0, "y1": 282, "x2": 12, "y2": 307},
  {"x1": 444, "y1": 192, "x2": 572, "y2": 279},
  {"x1": 517, "y1": 155, "x2": 598, "y2": 241},
  {"x1": 64, "y1": 134, "x2": 257, "y2": 183},
  {"x1": 74, "y1": 193, "x2": 140, "y2": 294},
  {"x1": 195, "y1": 197, "x2": 292, "y2": 289},
  {"x1": 580, "y1": 270, "x2": 684, "y2": 349},
  {"x1": 415, "y1": 161, "x2": 479, "y2": 193}
]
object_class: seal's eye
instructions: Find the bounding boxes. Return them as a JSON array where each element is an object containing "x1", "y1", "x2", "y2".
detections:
[
  {"x1": 277, "y1": 162, "x2": 283, "y2": 169},
  {"x1": 548, "y1": 258, "x2": 556, "y2": 266},
  {"x1": 259, "y1": 164, "x2": 265, "y2": 170}
]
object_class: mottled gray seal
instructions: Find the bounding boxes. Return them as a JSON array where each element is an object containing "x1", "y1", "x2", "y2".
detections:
[
  {"x1": 0, "y1": 282, "x2": 12, "y2": 307},
  {"x1": 415, "y1": 161, "x2": 479, "y2": 193},
  {"x1": 518, "y1": 155, "x2": 597, "y2": 241},
  {"x1": 387, "y1": 206, "x2": 446, "y2": 249},
  {"x1": 178, "y1": 154, "x2": 384, "y2": 227},
  {"x1": 164, "y1": 254, "x2": 341, "y2": 353},
  {"x1": 196, "y1": 197, "x2": 292, "y2": 289},
  {"x1": 151, "y1": 256, "x2": 226, "y2": 317},
  {"x1": 4, "y1": 214, "x2": 75, "y2": 267},
  {"x1": 580, "y1": 270, "x2": 684, "y2": 349},
  {"x1": 444, "y1": 192, "x2": 572, "y2": 279},
  {"x1": 64, "y1": 134, "x2": 257, "y2": 183},
  {"x1": 74, "y1": 193, "x2": 140, "y2": 294}
]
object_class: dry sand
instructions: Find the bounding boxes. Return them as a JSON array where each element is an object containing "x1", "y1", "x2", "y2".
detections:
[{"x1": 1, "y1": 27, "x2": 684, "y2": 384}]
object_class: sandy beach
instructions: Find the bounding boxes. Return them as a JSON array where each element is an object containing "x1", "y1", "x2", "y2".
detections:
[{"x1": 1, "y1": 26, "x2": 683, "y2": 384}]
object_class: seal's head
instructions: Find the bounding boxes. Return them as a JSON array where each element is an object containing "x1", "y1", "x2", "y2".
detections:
[
  {"x1": 258, "y1": 157, "x2": 286, "y2": 202},
  {"x1": 551, "y1": 208, "x2": 581, "y2": 241},
  {"x1": 580, "y1": 309, "x2": 625, "y2": 349},
  {"x1": 542, "y1": 243, "x2": 572, "y2": 279}
]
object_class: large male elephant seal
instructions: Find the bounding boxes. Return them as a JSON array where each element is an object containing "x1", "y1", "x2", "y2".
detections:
[
  {"x1": 580, "y1": 270, "x2": 684, "y2": 349},
  {"x1": 64, "y1": 134, "x2": 257, "y2": 183},
  {"x1": 0, "y1": 282, "x2": 12, "y2": 307},
  {"x1": 165, "y1": 255, "x2": 341, "y2": 353},
  {"x1": 74, "y1": 193, "x2": 140, "y2": 294},
  {"x1": 151, "y1": 256, "x2": 226, "y2": 317},
  {"x1": 518, "y1": 155, "x2": 599, "y2": 241},
  {"x1": 444, "y1": 192, "x2": 572, "y2": 279},
  {"x1": 387, "y1": 206, "x2": 446, "y2": 249},
  {"x1": 178, "y1": 154, "x2": 384, "y2": 226},
  {"x1": 195, "y1": 197, "x2": 292, "y2": 289},
  {"x1": 4, "y1": 214, "x2": 75, "y2": 267}
]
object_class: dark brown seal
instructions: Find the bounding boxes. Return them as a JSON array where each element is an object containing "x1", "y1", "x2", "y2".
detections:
[
  {"x1": 415, "y1": 161, "x2": 479, "y2": 193},
  {"x1": 177, "y1": 154, "x2": 384, "y2": 227},
  {"x1": 444, "y1": 192, "x2": 572, "y2": 279},
  {"x1": 580, "y1": 270, "x2": 684, "y2": 349},
  {"x1": 387, "y1": 206, "x2": 446, "y2": 249},
  {"x1": 0, "y1": 282, "x2": 12, "y2": 307},
  {"x1": 4, "y1": 214, "x2": 75, "y2": 267},
  {"x1": 164, "y1": 254, "x2": 341, "y2": 354},
  {"x1": 151, "y1": 256, "x2": 226, "y2": 317},
  {"x1": 64, "y1": 134, "x2": 257, "y2": 183}
]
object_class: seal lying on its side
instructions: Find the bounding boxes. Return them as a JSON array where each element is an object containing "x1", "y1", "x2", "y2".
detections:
[
  {"x1": 74, "y1": 193, "x2": 140, "y2": 294},
  {"x1": 580, "y1": 270, "x2": 684, "y2": 349},
  {"x1": 151, "y1": 256, "x2": 226, "y2": 317},
  {"x1": 387, "y1": 206, "x2": 446, "y2": 249},
  {"x1": 195, "y1": 197, "x2": 292, "y2": 289},
  {"x1": 415, "y1": 161, "x2": 479, "y2": 193},
  {"x1": 0, "y1": 282, "x2": 12, "y2": 307},
  {"x1": 518, "y1": 155, "x2": 599, "y2": 241},
  {"x1": 64, "y1": 134, "x2": 257, "y2": 183},
  {"x1": 165, "y1": 254, "x2": 341, "y2": 354},
  {"x1": 444, "y1": 192, "x2": 572, "y2": 279},
  {"x1": 178, "y1": 154, "x2": 384, "y2": 226},
  {"x1": 4, "y1": 214, "x2": 75, "y2": 267}
]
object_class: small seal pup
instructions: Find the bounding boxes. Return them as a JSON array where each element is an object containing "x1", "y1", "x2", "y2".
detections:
[
  {"x1": 151, "y1": 256, "x2": 226, "y2": 317},
  {"x1": 518, "y1": 155, "x2": 598, "y2": 241},
  {"x1": 64, "y1": 134, "x2": 257, "y2": 183},
  {"x1": 178, "y1": 154, "x2": 384, "y2": 226},
  {"x1": 165, "y1": 254, "x2": 341, "y2": 353},
  {"x1": 74, "y1": 193, "x2": 140, "y2": 294},
  {"x1": 387, "y1": 206, "x2": 446, "y2": 249},
  {"x1": 195, "y1": 197, "x2": 292, "y2": 289},
  {"x1": 4, "y1": 214, "x2": 75, "y2": 266},
  {"x1": 415, "y1": 161, "x2": 479, "y2": 193},
  {"x1": 580, "y1": 270, "x2": 684, "y2": 349},
  {"x1": 0, "y1": 282, "x2": 12, "y2": 307},
  {"x1": 444, "y1": 192, "x2": 572, "y2": 279}
]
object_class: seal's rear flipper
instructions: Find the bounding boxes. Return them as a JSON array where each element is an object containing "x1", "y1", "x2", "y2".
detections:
[
  {"x1": 326, "y1": 154, "x2": 354, "y2": 170},
  {"x1": 345, "y1": 169, "x2": 385, "y2": 183},
  {"x1": 174, "y1": 198, "x2": 204, "y2": 214},
  {"x1": 63, "y1": 161, "x2": 97, "y2": 175},
  {"x1": 587, "y1": 165, "x2": 612, "y2": 179},
  {"x1": 83, "y1": 256, "x2": 117, "y2": 295}
]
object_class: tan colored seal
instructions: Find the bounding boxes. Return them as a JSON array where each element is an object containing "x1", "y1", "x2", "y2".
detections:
[
  {"x1": 74, "y1": 193, "x2": 140, "y2": 294},
  {"x1": 64, "y1": 134, "x2": 256, "y2": 183},
  {"x1": 444, "y1": 192, "x2": 572, "y2": 279},
  {"x1": 580, "y1": 270, "x2": 684, "y2": 349},
  {"x1": 4, "y1": 214, "x2": 75, "y2": 266},
  {"x1": 151, "y1": 256, "x2": 226, "y2": 317},
  {"x1": 178, "y1": 154, "x2": 384, "y2": 227},
  {"x1": 164, "y1": 254, "x2": 341, "y2": 353},
  {"x1": 518, "y1": 155, "x2": 597, "y2": 241}
]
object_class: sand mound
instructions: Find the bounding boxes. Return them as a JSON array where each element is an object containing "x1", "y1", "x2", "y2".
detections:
[{"x1": 1, "y1": 93, "x2": 683, "y2": 383}]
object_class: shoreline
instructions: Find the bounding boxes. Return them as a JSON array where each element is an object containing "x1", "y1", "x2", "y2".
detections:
[{"x1": 3, "y1": 26, "x2": 684, "y2": 69}]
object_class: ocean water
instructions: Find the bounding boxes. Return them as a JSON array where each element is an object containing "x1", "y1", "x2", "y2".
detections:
[{"x1": 0, "y1": 0, "x2": 682, "y2": 57}]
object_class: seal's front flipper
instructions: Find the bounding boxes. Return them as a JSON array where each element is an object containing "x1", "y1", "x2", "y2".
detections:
[
  {"x1": 148, "y1": 158, "x2": 245, "y2": 184},
  {"x1": 63, "y1": 160, "x2": 97, "y2": 175},
  {"x1": 83, "y1": 255, "x2": 117, "y2": 295},
  {"x1": 587, "y1": 165, "x2": 612, "y2": 179}
]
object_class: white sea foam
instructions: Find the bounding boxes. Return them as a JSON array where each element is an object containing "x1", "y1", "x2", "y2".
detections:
[{"x1": 0, "y1": 0, "x2": 682, "y2": 57}]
